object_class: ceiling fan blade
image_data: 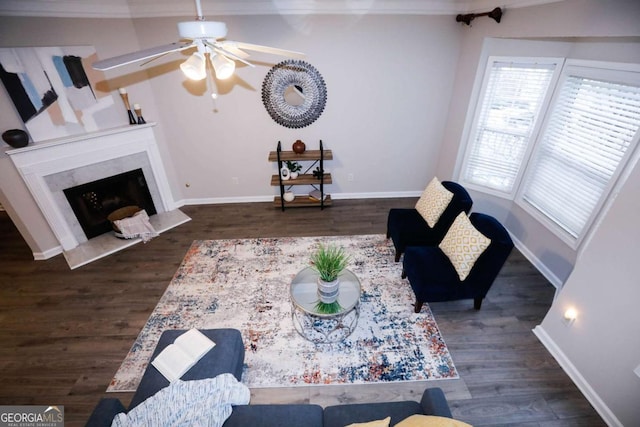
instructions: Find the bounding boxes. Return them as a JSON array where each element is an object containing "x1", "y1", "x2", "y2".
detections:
[
  {"x1": 216, "y1": 43, "x2": 251, "y2": 59},
  {"x1": 92, "y1": 41, "x2": 194, "y2": 71},
  {"x1": 207, "y1": 42, "x2": 255, "y2": 68},
  {"x1": 223, "y1": 41, "x2": 305, "y2": 59}
]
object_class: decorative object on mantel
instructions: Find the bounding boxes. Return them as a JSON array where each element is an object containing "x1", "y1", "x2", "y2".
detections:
[
  {"x1": 262, "y1": 60, "x2": 327, "y2": 128},
  {"x1": 292, "y1": 139, "x2": 306, "y2": 154},
  {"x1": 2, "y1": 129, "x2": 29, "y2": 148},
  {"x1": 133, "y1": 103, "x2": 146, "y2": 124},
  {"x1": 456, "y1": 7, "x2": 502, "y2": 26},
  {"x1": 118, "y1": 88, "x2": 137, "y2": 125},
  {"x1": 92, "y1": 0, "x2": 304, "y2": 101}
]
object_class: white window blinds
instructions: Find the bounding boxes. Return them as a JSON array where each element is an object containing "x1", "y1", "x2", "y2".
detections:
[
  {"x1": 521, "y1": 67, "x2": 640, "y2": 240},
  {"x1": 462, "y1": 59, "x2": 559, "y2": 194}
]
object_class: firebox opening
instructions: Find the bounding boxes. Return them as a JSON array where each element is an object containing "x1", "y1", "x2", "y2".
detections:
[{"x1": 63, "y1": 168, "x2": 157, "y2": 239}]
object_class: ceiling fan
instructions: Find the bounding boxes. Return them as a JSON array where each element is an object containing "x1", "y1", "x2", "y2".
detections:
[{"x1": 92, "y1": 0, "x2": 305, "y2": 83}]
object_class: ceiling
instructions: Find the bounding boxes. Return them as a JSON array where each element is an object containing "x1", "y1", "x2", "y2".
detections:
[{"x1": 0, "y1": 0, "x2": 564, "y2": 18}]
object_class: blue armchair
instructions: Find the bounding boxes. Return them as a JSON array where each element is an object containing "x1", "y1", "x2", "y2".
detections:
[
  {"x1": 402, "y1": 213, "x2": 513, "y2": 311},
  {"x1": 386, "y1": 181, "x2": 472, "y2": 262}
]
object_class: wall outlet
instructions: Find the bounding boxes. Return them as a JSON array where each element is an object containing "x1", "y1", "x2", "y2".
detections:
[
  {"x1": 347, "y1": 173, "x2": 354, "y2": 182},
  {"x1": 232, "y1": 177, "x2": 239, "y2": 185},
  {"x1": 634, "y1": 364, "x2": 640, "y2": 378}
]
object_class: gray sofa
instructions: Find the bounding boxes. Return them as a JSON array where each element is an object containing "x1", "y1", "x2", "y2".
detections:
[
  {"x1": 87, "y1": 388, "x2": 452, "y2": 427},
  {"x1": 85, "y1": 329, "x2": 453, "y2": 426}
]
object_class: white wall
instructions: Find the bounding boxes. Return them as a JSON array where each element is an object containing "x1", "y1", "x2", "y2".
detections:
[
  {"x1": 0, "y1": 13, "x2": 462, "y2": 255},
  {"x1": 132, "y1": 13, "x2": 461, "y2": 201},
  {"x1": 438, "y1": 0, "x2": 640, "y2": 424},
  {"x1": 535, "y1": 147, "x2": 640, "y2": 426}
]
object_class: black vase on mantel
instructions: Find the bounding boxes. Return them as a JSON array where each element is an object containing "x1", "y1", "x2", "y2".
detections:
[{"x1": 2, "y1": 129, "x2": 29, "y2": 148}]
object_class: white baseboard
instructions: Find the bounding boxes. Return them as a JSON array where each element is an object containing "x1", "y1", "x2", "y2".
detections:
[
  {"x1": 180, "y1": 195, "x2": 273, "y2": 206},
  {"x1": 33, "y1": 245, "x2": 63, "y2": 260},
  {"x1": 508, "y1": 233, "x2": 565, "y2": 290},
  {"x1": 533, "y1": 326, "x2": 622, "y2": 427},
  {"x1": 177, "y1": 191, "x2": 421, "y2": 207},
  {"x1": 332, "y1": 191, "x2": 422, "y2": 199}
]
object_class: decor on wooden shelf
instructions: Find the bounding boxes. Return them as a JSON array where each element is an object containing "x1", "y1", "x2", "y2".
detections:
[
  {"x1": 2, "y1": 129, "x2": 29, "y2": 148},
  {"x1": 309, "y1": 189, "x2": 327, "y2": 202},
  {"x1": 283, "y1": 191, "x2": 295, "y2": 202},
  {"x1": 285, "y1": 160, "x2": 302, "y2": 179},
  {"x1": 292, "y1": 139, "x2": 306, "y2": 154},
  {"x1": 280, "y1": 166, "x2": 291, "y2": 181},
  {"x1": 312, "y1": 166, "x2": 324, "y2": 180},
  {"x1": 310, "y1": 243, "x2": 351, "y2": 312}
]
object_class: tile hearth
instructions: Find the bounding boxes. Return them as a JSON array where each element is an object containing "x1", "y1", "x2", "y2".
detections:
[{"x1": 64, "y1": 209, "x2": 190, "y2": 269}]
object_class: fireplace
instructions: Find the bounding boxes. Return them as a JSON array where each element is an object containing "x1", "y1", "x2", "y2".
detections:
[
  {"x1": 64, "y1": 168, "x2": 157, "y2": 239},
  {"x1": 6, "y1": 123, "x2": 190, "y2": 269}
]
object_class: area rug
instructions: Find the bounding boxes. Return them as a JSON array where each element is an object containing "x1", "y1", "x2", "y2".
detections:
[{"x1": 107, "y1": 234, "x2": 458, "y2": 392}]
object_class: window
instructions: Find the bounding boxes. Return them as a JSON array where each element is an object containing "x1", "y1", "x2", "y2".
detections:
[
  {"x1": 519, "y1": 63, "x2": 640, "y2": 244},
  {"x1": 460, "y1": 58, "x2": 640, "y2": 247},
  {"x1": 460, "y1": 57, "x2": 562, "y2": 196}
]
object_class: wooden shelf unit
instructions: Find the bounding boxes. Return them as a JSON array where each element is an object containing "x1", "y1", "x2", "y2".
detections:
[{"x1": 269, "y1": 141, "x2": 333, "y2": 210}]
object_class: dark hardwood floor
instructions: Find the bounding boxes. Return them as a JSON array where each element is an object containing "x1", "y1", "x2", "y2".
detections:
[{"x1": 0, "y1": 200, "x2": 605, "y2": 426}]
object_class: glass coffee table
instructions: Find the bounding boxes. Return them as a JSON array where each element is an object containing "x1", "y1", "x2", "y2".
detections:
[{"x1": 290, "y1": 267, "x2": 361, "y2": 344}]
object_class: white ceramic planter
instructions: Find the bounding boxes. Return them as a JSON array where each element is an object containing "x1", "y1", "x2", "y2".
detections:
[
  {"x1": 317, "y1": 277, "x2": 340, "y2": 304},
  {"x1": 280, "y1": 166, "x2": 290, "y2": 180}
]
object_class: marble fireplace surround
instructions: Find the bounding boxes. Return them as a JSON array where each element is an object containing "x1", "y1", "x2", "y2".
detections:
[{"x1": 7, "y1": 123, "x2": 190, "y2": 269}]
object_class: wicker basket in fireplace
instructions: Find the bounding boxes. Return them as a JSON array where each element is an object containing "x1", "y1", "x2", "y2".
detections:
[{"x1": 107, "y1": 205, "x2": 142, "y2": 237}]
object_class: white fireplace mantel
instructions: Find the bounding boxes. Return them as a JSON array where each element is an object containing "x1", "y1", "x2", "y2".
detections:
[{"x1": 7, "y1": 123, "x2": 188, "y2": 268}]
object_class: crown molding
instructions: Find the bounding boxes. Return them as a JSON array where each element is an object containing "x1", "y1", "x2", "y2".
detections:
[
  {"x1": 0, "y1": 0, "x2": 133, "y2": 18},
  {"x1": 0, "y1": 0, "x2": 566, "y2": 19},
  {"x1": 127, "y1": 1, "x2": 467, "y2": 18}
]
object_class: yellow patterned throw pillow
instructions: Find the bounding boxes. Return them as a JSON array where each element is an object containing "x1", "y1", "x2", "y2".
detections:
[
  {"x1": 415, "y1": 177, "x2": 454, "y2": 228},
  {"x1": 439, "y1": 212, "x2": 491, "y2": 281},
  {"x1": 345, "y1": 417, "x2": 391, "y2": 427},
  {"x1": 395, "y1": 414, "x2": 473, "y2": 427}
]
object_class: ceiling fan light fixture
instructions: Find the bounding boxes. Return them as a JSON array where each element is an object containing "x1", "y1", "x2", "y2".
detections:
[
  {"x1": 211, "y1": 53, "x2": 236, "y2": 80},
  {"x1": 180, "y1": 52, "x2": 206, "y2": 80}
]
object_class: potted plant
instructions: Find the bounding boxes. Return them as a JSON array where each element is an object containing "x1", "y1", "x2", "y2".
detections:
[
  {"x1": 286, "y1": 160, "x2": 302, "y2": 179},
  {"x1": 310, "y1": 243, "x2": 351, "y2": 314}
]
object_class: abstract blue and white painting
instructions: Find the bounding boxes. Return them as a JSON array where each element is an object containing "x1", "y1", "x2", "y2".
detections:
[{"x1": 0, "y1": 46, "x2": 121, "y2": 141}]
